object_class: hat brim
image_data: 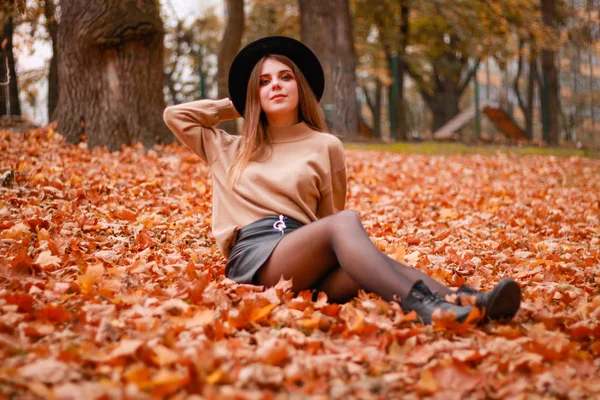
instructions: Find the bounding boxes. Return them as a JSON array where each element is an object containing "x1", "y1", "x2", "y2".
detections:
[{"x1": 228, "y1": 36, "x2": 324, "y2": 117}]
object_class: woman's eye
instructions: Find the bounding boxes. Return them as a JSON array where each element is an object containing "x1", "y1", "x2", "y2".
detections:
[
  {"x1": 282, "y1": 75, "x2": 293, "y2": 80},
  {"x1": 259, "y1": 79, "x2": 270, "y2": 86}
]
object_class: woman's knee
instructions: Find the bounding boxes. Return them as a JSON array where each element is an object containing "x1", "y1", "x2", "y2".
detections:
[{"x1": 333, "y1": 210, "x2": 362, "y2": 227}]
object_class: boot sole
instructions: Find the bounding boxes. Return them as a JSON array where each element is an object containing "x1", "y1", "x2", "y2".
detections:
[{"x1": 483, "y1": 278, "x2": 521, "y2": 322}]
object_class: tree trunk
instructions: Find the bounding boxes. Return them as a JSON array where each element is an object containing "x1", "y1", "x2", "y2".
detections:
[
  {"x1": 408, "y1": 43, "x2": 475, "y2": 134},
  {"x1": 540, "y1": 0, "x2": 560, "y2": 145},
  {"x1": 53, "y1": 0, "x2": 171, "y2": 151},
  {"x1": 0, "y1": 14, "x2": 21, "y2": 117},
  {"x1": 396, "y1": 3, "x2": 409, "y2": 141},
  {"x1": 514, "y1": 40, "x2": 536, "y2": 139},
  {"x1": 44, "y1": 0, "x2": 58, "y2": 121},
  {"x1": 299, "y1": 0, "x2": 358, "y2": 138},
  {"x1": 216, "y1": 0, "x2": 244, "y2": 135},
  {"x1": 329, "y1": 0, "x2": 359, "y2": 138},
  {"x1": 587, "y1": 0, "x2": 596, "y2": 147},
  {"x1": 526, "y1": 47, "x2": 537, "y2": 139},
  {"x1": 299, "y1": 0, "x2": 336, "y2": 106},
  {"x1": 427, "y1": 90, "x2": 460, "y2": 133},
  {"x1": 362, "y1": 79, "x2": 382, "y2": 137}
]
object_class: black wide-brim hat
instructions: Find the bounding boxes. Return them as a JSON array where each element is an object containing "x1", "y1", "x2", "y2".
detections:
[{"x1": 228, "y1": 36, "x2": 324, "y2": 116}]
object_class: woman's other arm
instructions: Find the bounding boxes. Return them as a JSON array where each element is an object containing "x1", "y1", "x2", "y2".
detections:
[{"x1": 317, "y1": 137, "x2": 347, "y2": 217}]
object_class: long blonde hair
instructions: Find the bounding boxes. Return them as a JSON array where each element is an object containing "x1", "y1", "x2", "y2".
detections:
[{"x1": 227, "y1": 54, "x2": 328, "y2": 188}]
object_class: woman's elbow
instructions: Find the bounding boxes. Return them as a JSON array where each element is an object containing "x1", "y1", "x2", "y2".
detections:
[{"x1": 163, "y1": 106, "x2": 177, "y2": 126}]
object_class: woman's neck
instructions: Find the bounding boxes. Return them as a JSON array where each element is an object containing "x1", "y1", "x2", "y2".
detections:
[
  {"x1": 266, "y1": 121, "x2": 315, "y2": 144},
  {"x1": 265, "y1": 111, "x2": 299, "y2": 127}
]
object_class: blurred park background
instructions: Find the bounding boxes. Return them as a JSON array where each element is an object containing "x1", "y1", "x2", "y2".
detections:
[{"x1": 1, "y1": 0, "x2": 599, "y2": 150}]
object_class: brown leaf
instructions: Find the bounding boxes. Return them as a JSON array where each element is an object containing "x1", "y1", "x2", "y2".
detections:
[{"x1": 10, "y1": 251, "x2": 33, "y2": 275}]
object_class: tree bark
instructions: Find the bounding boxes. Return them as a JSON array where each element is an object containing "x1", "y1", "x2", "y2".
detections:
[
  {"x1": 409, "y1": 53, "x2": 475, "y2": 133},
  {"x1": 0, "y1": 14, "x2": 21, "y2": 117},
  {"x1": 425, "y1": 89, "x2": 460, "y2": 134},
  {"x1": 541, "y1": 0, "x2": 560, "y2": 145},
  {"x1": 44, "y1": 0, "x2": 58, "y2": 121},
  {"x1": 407, "y1": 36, "x2": 476, "y2": 134},
  {"x1": 299, "y1": 0, "x2": 335, "y2": 105},
  {"x1": 216, "y1": 0, "x2": 244, "y2": 135},
  {"x1": 330, "y1": 0, "x2": 359, "y2": 138},
  {"x1": 514, "y1": 40, "x2": 536, "y2": 139},
  {"x1": 299, "y1": 0, "x2": 359, "y2": 138},
  {"x1": 53, "y1": 0, "x2": 171, "y2": 151},
  {"x1": 396, "y1": 2, "x2": 409, "y2": 141},
  {"x1": 526, "y1": 47, "x2": 537, "y2": 139},
  {"x1": 362, "y1": 79, "x2": 382, "y2": 137}
]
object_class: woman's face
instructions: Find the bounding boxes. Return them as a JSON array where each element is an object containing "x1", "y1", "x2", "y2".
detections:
[{"x1": 258, "y1": 58, "x2": 299, "y2": 125}]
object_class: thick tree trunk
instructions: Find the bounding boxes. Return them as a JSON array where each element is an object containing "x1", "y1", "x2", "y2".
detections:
[
  {"x1": 0, "y1": 15, "x2": 21, "y2": 117},
  {"x1": 44, "y1": 0, "x2": 58, "y2": 121},
  {"x1": 53, "y1": 0, "x2": 171, "y2": 151},
  {"x1": 427, "y1": 92, "x2": 460, "y2": 134},
  {"x1": 299, "y1": 0, "x2": 336, "y2": 105},
  {"x1": 216, "y1": 0, "x2": 244, "y2": 135},
  {"x1": 299, "y1": 0, "x2": 359, "y2": 138},
  {"x1": 409, "y1": 40, "x2": 474, "y2": 134},
  {"x1": 541, "y1": 0, "x2": 560, "y2": 145},
  {"x1": 330, "y1": 0, "x2": 359, "y2": 138}
]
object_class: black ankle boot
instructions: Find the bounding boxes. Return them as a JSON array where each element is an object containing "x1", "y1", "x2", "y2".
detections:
[
  {"x1": 457, "y1": 278, "x2": 521, "y2": 323},
  {"x1": 401, "y1": 280, "x2": 475, "y2": 325}
]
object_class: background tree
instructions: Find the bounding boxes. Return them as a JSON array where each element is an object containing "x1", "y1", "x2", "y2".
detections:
[
  {"x1": 0, "y1": 3, "x2": 21, "y2": 117},
  {"x1": 513, "y1": 39, "x2": 538, "y2": 139},
  {"x1": 245, "y1": 0, "x2": 299, "y2": 44},
  {"x1": 43, "y1": 0, "x2": 58, "y2": 120},
  {"x1": 299, "y1": 0, "x2": 359, "y2": 138},
  {"x1": 53, "y1": 0, "x2": 172, "y2": 150},
  {"x1": 216, "y1": 0, "x2": 244, "y2": 135},
  {"x1": 162, "y1": 3, "x2": 221, "y2": 105},
  {"x1": 540, "y1": 0, "x2": 561, "y2": 145},
  {"x1": 23, "y1": 0, "x2": 60, "y2": 120},
  {"x1": 354, "y1": 0, "x2": 410, "y2": 140},
  {"x1": 354, "y1": 0, "x2": 549, "y2": 135}
]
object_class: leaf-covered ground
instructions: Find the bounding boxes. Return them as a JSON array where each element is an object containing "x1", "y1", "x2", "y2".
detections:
[{"x1": 1, "y1": 126, "x2": 599, "y2": 399}]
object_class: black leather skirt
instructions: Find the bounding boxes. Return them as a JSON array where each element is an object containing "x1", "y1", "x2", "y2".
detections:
[{"x1": 225, "y1": 215, "x2": 305, "y2": 284}]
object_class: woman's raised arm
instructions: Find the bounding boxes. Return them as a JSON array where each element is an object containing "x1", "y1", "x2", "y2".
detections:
[{"x1": 163, "y1": 98, "x2": 241, "y2": 165}]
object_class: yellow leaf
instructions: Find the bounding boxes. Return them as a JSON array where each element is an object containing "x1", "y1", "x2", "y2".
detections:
[
  {"x1": 205, "y1": 369, "x2": 224, "y2": 384},
  {"x1": 77, "y1": 263, "x2": 105, "y2": 294},
  {"x1": 416, "y1": 369, "x2": 439, "y2": 394},
  {"x1": 297, "y1": 316, "x2": 321, "y2": 330},
  {"x1": 392, "y1": 245, "x2": 406, "y2": 262},
  {"x1": 250, "y1": 302, "x2": 278, "y2": 322}
]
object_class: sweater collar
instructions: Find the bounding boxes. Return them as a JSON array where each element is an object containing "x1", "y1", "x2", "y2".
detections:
[{"x1": 267, "y1": 121, "x2": 316, "y2": 143}]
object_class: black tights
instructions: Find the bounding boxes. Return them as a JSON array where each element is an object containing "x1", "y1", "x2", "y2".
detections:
[{"x1": 255, "y1": 210, "x2": 453, "y2": 303}]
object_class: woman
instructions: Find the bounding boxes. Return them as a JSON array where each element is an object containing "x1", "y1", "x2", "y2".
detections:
[{"x1": 163, "y1": 36, "x2": 521, "y2": 325}]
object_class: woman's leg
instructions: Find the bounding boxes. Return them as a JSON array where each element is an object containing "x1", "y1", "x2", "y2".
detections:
[
  {"x1": 256, "y1": 210, "x2": 452, "y2": 301},
  {"x1": 312, "y1": 266, "x2": 361, "y2": 303}
]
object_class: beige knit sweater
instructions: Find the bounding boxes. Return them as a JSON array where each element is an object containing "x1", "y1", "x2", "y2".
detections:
[{"x1": 163, "y1": 98, "x2": 346, "y2": 258}]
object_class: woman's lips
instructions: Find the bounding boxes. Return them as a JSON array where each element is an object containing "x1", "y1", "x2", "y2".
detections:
[{"x1": 271, "y1": 95, "x2": 286, "y2": 100}]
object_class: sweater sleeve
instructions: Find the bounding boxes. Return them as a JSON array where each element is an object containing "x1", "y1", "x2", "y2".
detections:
[
  {"x1": 317, "y1": 138, "x2": 347, "y2": 218},
  {"x1": 163, "y1": 98, "x2": 238, "y2": 165}
]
